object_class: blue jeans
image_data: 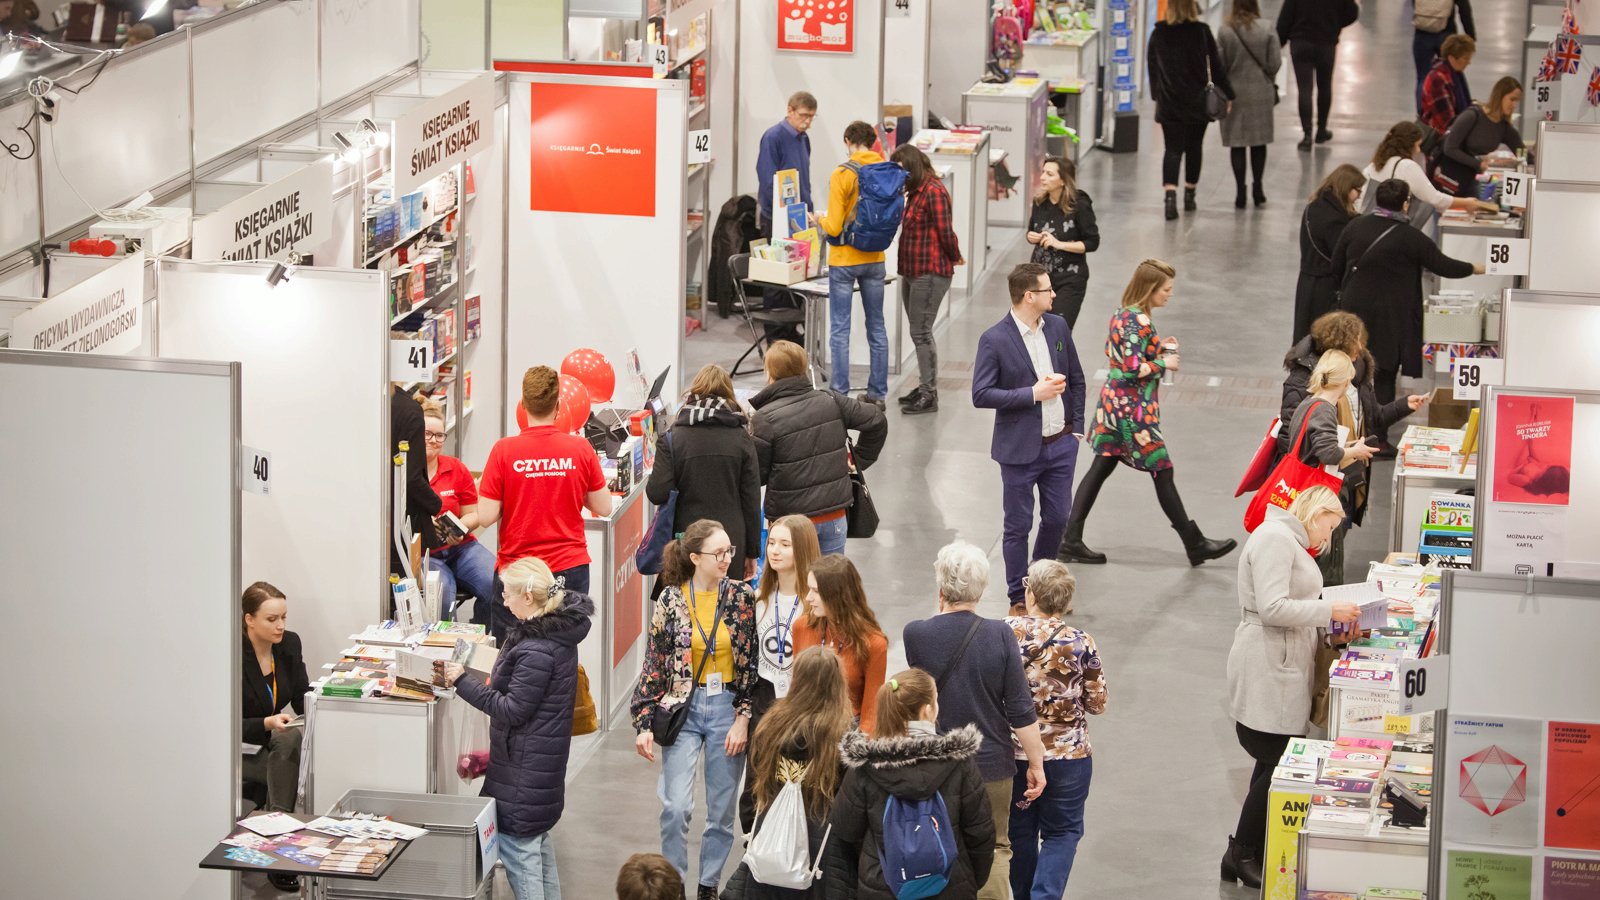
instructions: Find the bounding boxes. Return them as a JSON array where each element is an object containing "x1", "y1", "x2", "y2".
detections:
[
  {"x1": 999, "y1": 435, "x2": 1077, "y2": 605},
  {"x1": 828, "y1": 261, "x2": 888, "y2": 398},
  {"x1": 428, "y1": 540, "x2": 497, "y2": 622},
  {"x1": 1010, "y1": 756, "x2": 1093, "y2": 900},
  {"x1": 491, "y1": 564, "x2": 590, "y2": 643},
  {"x1": 658, "y1": 689, "x2": 745, "y2": 887},
  {"x1": 813, "y1": 514, "x2": 848, "y2": 557},
  {"x1": 500, "y1": 829, "x2": 561, "y2": 900}
]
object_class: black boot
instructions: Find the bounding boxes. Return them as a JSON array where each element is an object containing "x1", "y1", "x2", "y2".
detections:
[
  {"x1": 1175, "y1": 520, "x2": 1237, "y2": 566},
  {"x1": 1163, "y1": 190, "x2": 1178, "y2": 220},
  {"x1": 902, "y1": 387, "x2": 938, "y2": 415},
  {"x1": 1057, "y1": 520, "x2": 1106, "y2": 564},
  {"x1": 1253, "y1": 181, "x2": 1267, "y2": 207},
  {"x1": 1315, "y1": 127, "x2": 1334, "y2": 144},
  {"x1": 1183, "y1": 187, "x2": 1197, "y2": 211},
  {"x1": 1220, "y1": 835, "x2": 1264, "y2": 889},
  {"x1": 1297, "y1": 134, "x2": 1313, "y2": 152},
  {"x1": 899, "y1": 384, "x2": 925, "y2": 404},
  {"x1": 1234, "y1": 183, "x2": 1247, "y2": 209}
]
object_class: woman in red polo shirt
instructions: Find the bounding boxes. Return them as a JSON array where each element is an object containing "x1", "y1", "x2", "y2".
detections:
[
  {"x1": 477, "y1": 366, "x2": 613, "y2": 641},
  {"x1": 419, "y1": 398, "x2": 498, "y2": 626}
]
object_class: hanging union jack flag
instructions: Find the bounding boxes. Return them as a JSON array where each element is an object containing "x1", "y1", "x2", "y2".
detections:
[
  {"x1": 1538, "y1": 52, "x2": 1560, "y2": 83},
  {"x1": 1588, "y1": 67, "x2": 1600, "y2": 106},
  {"x1": 1554, "y1": 35, "x2": 1584, "y2": 74},
  {"x1": 1561, "y1": 6, "x2": 1580, "y2": 36}
]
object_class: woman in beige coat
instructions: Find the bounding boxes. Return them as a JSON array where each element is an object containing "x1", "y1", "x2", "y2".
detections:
[{"x1": 1221, "y1": 486, "x2": 1359, "y2": 889}]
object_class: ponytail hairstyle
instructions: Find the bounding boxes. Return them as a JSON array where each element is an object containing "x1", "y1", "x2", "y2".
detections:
[
  {"x1": 872, "y1": 668, "x2": 938, "y2": 738},
  {"x1": 660, "y1": 519, "x2": 727, "y2": 589},
  {"x1": 749, "y1": 647, "x2": 852, "y2": 820},
  {"x1": 499, "y1": 556, "x2": 566, "y2": 618},
  {"x1": 807, "y1": 555, "x2": 884, "y2": 665},
  {"x1": 1310, "y1": 349, "x2": 1356, "y2": 393}
]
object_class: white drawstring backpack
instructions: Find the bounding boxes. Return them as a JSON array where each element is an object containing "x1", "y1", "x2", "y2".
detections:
[{"x1": 745, "y1": 759, "x2": 832, "y2": 889}]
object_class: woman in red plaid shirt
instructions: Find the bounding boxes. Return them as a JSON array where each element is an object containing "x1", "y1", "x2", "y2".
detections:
[
  {"x1": 890, "y1": 144, "x2": 964, "y2": 416},
  {"x1": 1418, "y1": 34, "x2": 1475, "y2": 135}
]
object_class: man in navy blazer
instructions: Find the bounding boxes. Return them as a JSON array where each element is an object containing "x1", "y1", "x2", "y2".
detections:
[{"x1": 972, "y1": 263, "x2": 1087, "y2": 608}]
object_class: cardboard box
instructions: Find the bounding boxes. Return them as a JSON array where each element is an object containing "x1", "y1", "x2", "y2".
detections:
[
  {"x1": 748, "y1": 256, "x2": 807, "y2": 285},
  {"x1": 1428, "y1": 387, "x2": 1470, "y2": 429}
]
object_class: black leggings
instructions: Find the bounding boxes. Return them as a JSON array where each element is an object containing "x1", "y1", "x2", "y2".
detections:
[
  {"x1": 1235, "y1": 722, "x2": 1296, "y2": 853},
  {"x1": 1230, "y1": 146, "x2": 1268, "y2": 189},
  {"x1": 1290, "y1": 40, "x2": 1337, "y2": 135},
  {"x1": 1069, "y1": 455, "x2": 1190, "y2": 529},
  {"x1": 1160, "y1": 121, "x2": 1209, "y2": 187}
]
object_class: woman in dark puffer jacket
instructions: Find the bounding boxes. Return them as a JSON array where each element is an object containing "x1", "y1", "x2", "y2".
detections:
[
  {"x1": 437, "y1": 556, "x2": 592, "y2": 900},
  {"x1": 825, "y1": 669, "x2": 996, "y2": 900}
]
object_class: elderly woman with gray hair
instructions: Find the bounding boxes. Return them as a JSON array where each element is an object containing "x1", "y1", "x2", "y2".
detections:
[
  {"x1": 903, "y1": 540, "x2": 1047, "y2": 900},
  {"x1": 1004, "y1": 560, "x2": 1107, "y2": 900}
]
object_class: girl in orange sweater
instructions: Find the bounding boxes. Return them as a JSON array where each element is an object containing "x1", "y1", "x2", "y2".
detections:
[{"x1": 793, "y1": 555, "x2": 889, "y2": 732}]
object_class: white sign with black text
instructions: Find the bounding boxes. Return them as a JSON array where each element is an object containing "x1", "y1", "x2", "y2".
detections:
[
  {"x1": 1397, "y1": 654, "x2": 1450, "y2": 716},
  {"x1": 391, "y1": 340, "x2": 436, "y2": 383},
  {"x1": 191, "y1": 161, "x2": 335, "y2": 263},
  {"x1": 394, "y1": 74, "x2": 496, "y2": 197},
  {"x1": 1501, "y1": 172, "x2": 1530, "y2": 209},
  {"x1": 1484, "y1": 236, "x2": 1530, "y2": 277},
  {"x1": 1452, "y1": 357, "x2": 1505, "y2": 401},
  {"x1": 242, "y1": 445, "x2": 272, "y2": 496},
  {"x1": 649, "y1": 43, "x2": 670, "y2": 76},
  {"x1": 888, "y1": 0, "x2": 913, "y2": 17},
  {"x1": 12, "y1": 252, "x2": 144, "y2": 355},
  {"x1": 687, "y1": 129, "x2": 712, "y2": 164}
]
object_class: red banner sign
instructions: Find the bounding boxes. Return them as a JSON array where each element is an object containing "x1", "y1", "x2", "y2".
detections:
[
  {"x1": 777, "y1": 0, "x2": 855, "y2": 53},
  {"x1": 529, "y1": 82, "x2": 657, "y2": 217},
  {"x1": 611, "y1": 497, "x2": 647, "y2": 666}
]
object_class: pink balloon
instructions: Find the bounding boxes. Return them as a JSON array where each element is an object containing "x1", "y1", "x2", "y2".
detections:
[{"x1": 561, "y1": 348, "x2": 616, "y2": 404}]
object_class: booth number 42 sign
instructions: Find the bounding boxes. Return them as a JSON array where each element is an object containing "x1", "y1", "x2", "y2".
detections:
[{"x1": 688, "y1": 130, "x2": 712, "y2": 164}]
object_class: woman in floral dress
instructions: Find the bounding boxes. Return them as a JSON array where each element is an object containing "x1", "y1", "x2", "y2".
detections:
[{"x1": 1056, "y1": 258, "x2": 1239, "y2": 567}]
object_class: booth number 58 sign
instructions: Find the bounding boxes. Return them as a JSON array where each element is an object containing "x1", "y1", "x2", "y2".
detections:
[{"x1": 1484, "y1": 237, "x2": 1529, "y2": 277}]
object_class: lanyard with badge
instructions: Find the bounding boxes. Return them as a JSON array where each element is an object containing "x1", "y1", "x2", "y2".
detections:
[
  {"x1": 689, "y1": 584, "x2": 726, "y2": 696},
  {"x1": 771, "y1": 594, "x2": 800, "y2": 698}
]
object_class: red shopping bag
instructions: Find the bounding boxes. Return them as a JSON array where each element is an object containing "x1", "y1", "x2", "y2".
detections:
[
  {"x1": 1244, "y1": 402, "x2": 1343, "y2": 532},
  {"x1": 1234, "y1": 418, "x2": 1282, "y2": 497}
]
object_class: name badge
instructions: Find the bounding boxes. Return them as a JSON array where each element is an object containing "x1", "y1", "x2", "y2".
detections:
[
  {"x1": 772, "y1": 673, "x2": 790, "y2": 699},
  {"x1": 705, "y1": 672, "x2": 724, "y2": 696}
]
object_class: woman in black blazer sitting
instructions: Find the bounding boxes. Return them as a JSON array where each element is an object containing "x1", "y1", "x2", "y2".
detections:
[{"x1": 242, "y1": 582, "x2": 309, "y2": 814}]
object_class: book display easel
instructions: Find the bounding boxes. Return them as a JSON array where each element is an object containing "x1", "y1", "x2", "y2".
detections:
[{"x1": 1428, "y1": 570, "x2": 1600, "y2": 899}]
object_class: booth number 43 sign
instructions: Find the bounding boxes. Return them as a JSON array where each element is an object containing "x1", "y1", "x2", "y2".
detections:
[
  {"x1": 242, "y1": 446, "x2": 272, "y2": 496},
  {"x1": 1484, "y1": 237, "x2": 1529, "y2": 276}
]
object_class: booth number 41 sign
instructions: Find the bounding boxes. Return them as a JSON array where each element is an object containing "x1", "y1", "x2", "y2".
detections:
[
  {"x1": 242, "y1": 446, "x2": 272, "y2": 496},
  {"x1": 1485, "y1": 237, "x2": 1529, "y2": 277}
]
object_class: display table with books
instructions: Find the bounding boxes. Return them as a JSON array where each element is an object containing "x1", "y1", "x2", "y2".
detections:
[
  {"x1": 1388, "y1": 425, "x2": 1477, "y2": 558},
  {"x1": 198, "y1": 811, "x2": 418, "y2": 882}
]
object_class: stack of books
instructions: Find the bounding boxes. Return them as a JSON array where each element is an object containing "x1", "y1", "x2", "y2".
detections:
[
  {"x1": 1396, "y1": 425, "x2": 1465, "y2": 470},
  {"x1": 1270, "y1": 737, "x2": 1335, "y2": 791},
  {"x1": 1328, "y1": 648, "x2": 1398, "y2": 690},
  {"x1": 321, "y1": 676, "x2": 378, "y2": 699}
]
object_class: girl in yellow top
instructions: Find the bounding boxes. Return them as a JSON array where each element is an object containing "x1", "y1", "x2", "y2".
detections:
[
  {"x1": 818, "y1": 120, "x2": 891, "y2": 403},
  {"x1": 630, "y1": 519, "x2": 758, "y2": 897}
]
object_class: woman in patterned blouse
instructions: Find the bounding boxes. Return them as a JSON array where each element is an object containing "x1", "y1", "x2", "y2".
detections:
[
  {"x1": 1056, "y1": 258, "x2": 1238, "y2": 567},
  {"x1": 1005, "y1": 559, "x2": 1107, "y2": 900}
]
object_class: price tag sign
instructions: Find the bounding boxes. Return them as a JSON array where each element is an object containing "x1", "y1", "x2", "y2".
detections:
[
  {"x1": 242, "y1": 445, "x2": 272, "y2": 496},
  {"x1": 687, "y1": 129, "x2": 711, "y2": 164},
  {"x1": 1384, "y1": 714, "x2": 1415, "y2": 734},
  {"x1": 1484, "y1": 237, "x2": 1529, "y2": 276},
  {"x1": 391, "y1": 340, "x2": 435, "y2": 383},
  {"x1": 1452, "y1": 356, "x2": 1505, "y2": 401},
  {"x1": 1501, "y1": 172, "x2": 1530, "y2": 209},
  {"x1": 649, "y1": 43, "x2": 670, "y2": 76},
  {"x1": 1397, "y1": 655, "x2": 1450, "y2": 716}
]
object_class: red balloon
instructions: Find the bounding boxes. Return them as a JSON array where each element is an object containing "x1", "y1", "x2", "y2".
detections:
[
  {"x1": 553, "y1": 375, "x2": 592, "y2": 434},
  {"x1": 515, "y1": 403, "x2": 529, "y2": 430},
  {"x1": 561, "y1": 348, "x2": 615, "y2": 404}
]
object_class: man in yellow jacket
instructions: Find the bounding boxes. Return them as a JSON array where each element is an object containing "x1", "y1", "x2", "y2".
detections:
[{"x1": 817, "y1": 120, "x2": 889, "y2": 406}]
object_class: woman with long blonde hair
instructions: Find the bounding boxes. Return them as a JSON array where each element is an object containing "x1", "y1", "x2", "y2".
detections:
[{"x1": 1058, "y1": 259, "x2": 1237, "y2": 567}]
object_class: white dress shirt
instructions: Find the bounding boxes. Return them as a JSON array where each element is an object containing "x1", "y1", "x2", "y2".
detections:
[{"x1": 1011, "y1": 310, "x2": 1065, "y2": 438}]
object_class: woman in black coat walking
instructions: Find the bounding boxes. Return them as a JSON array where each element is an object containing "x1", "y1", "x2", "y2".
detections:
[
  {"x1": 648, "y1": 364, "x2": 763, "y2": 581},
  {"x1": 1148, "y1": 0, "x2": 1235, "y2": 219},
  {"x1": 1276, "y1": 0, "x2": 1359, "y2": 150},
  {"x1": 1294, "y1": 164, "x2": 1364, "y2": 343},
  {"x1": 1331, "y1": 179, "x2": 1481, "y2": 409}
]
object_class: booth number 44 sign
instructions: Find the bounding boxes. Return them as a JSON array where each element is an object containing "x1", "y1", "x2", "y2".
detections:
[
  {"x1": 242, "y1": 446, "x2": 272, "y2": 496},
  {"x1": 1453, "y1": 356, "x2": 1505, "y2": 401},
  {"x1": 1484, "y1": 237, "x2": 1529, "y2": 276},
  {"x1": 1397, "y1": 654, "x2": 1449, "y2": 716}
]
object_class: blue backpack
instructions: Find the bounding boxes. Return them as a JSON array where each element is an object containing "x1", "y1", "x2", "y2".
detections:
[
  {"x1": 879, "y1": 792, "x2": 958, "y2": 900},
  {"x1": 829, "y1": 160, "x2": 906, "y2": 253}
]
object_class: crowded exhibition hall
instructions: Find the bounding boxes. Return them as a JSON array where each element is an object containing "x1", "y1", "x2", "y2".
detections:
[{"x1": 3, "y1": 1, "x2": 1598, "y2": 899}]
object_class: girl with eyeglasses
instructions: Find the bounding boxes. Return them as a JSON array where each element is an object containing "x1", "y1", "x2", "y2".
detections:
[
  {"x1": 419, "y1": 398, "x2": 497, "y2": 625},
  {"x1": 630, "y1": 519, "x2": 759, "y2": 900}
]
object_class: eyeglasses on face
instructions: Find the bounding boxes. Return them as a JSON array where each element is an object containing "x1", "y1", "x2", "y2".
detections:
[
  {"x1": 1029, "y1": 285, "x2": 1056, "y2": 296},
  {"x1": 424, "y1": 431, "x2": 447, "y2": 443},
  {"x1": 695, "y1": 546, "x2": 736, "y2": 563}
]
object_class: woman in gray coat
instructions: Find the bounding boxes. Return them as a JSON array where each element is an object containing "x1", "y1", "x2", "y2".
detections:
[
  {"x1": 1221, "y1": 486, "x2": 1359, "y2": 889},
  {"x1": 1218, "y1": 0, "x2": 1281, "y2": 208}
]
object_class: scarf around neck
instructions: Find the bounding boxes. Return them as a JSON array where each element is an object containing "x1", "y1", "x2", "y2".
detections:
[{"x1": 674, "y1": 394, "x2": 747, "y2": 429}]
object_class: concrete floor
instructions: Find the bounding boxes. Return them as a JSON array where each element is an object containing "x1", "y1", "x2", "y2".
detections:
[{"x1": 246, "y1": 2, "x2": 1523, "y2": 897}]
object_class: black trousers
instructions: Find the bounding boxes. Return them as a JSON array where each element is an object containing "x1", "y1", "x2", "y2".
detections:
[
  {"x1": 1234, "y1": 722, "x2": 1296, "y2": 853},
  {"x1": 1230, "y1": 146, "x2": 1268, "y2": 189},
  {"x1": 1049, "y1": 271, "x2": 1089, "y2": 332},
  {"x1": 1067, "y1": 455, "x2": 1190, "y2": 532},
  {"x1": 1290, "y1": 40, "x2": 1337, "y2": 135},
  {"x1": 1160, "y1": 121, "x2": 1209, "y2": 186}
]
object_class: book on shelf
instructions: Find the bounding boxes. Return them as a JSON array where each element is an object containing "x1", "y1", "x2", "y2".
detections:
[
  {"x1": 1364, "y1": 890, "x2": 1424, "y2": 900},
  {"x1": 321, "y1": 677, "x2": 378, "y2": 698},
  {"x1": 1336, "y1": 736, "x2": 1396, "y2": 752},
  {"x1": 1270, "y1": 765, "x2": 1318, "y2": 789},
  {"x1": 465, "y1": 295, "x2": 482, "y2": 341},
  {"x1": 1306, "y1": 806, "x2": 1372, "y2": 834},
  {"x1": 1303, "y1": 893, "x2": 1359, "y2": 900},
  {"x1": 420, "y1": 620, "x2": 487, "y2": 645},
  {"x1": 1397, "y1": 424, "x2": 1465, "y2": 469},
  {"x1": 341, "y1": 644, "x2": 398, "y2": 664},
  {"x1": 1327, "y1": 747, "x2": 1388, "y2": 771}
]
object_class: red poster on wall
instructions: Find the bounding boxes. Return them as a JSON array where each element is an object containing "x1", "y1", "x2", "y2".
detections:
[
  {"x1": 1492, "y1": 393, "x2": 1574, "y2": 505},
  {"x1": 611, "y1": 498, "x2": 646, "y2": 666},
  {"x1": 777, "y1": 0, "x2": 855, "y2": 53},
  {"x1": 528, "y1": 82, "x2": 656, "y2": 217}
]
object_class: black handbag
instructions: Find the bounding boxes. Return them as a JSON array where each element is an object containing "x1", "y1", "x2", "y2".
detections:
[
  {"x1": 650, "y1": 590, "x2": 728, "y2": 746},
  {"x1": 1203, "y1": 53, "x2": 1228, "y2": 121},
  {"x1": 844, "y1": 437, "x2": 879, "y2": 539}
]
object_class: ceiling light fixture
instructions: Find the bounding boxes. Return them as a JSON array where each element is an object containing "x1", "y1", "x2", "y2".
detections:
[
  {"x1": 332, "y1": 131, "x2": 360, "y2": 164},
  {"x1": 0, "y1": 37, "x2": 23, "y2": 80},
  {"x1": 141, "y1": 0, "x2": 171, "y2": 21},
  {"x1": 359, "y1": 117, "x2": 390, "y2": 148},
  {"x1": 265, "y1": 250, "x2": 302, "y2": 289}
]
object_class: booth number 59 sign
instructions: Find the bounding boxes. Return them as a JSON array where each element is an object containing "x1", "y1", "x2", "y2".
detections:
[{"x1": 1453, "y1": 357, "x2": 1505, "y2": 401}]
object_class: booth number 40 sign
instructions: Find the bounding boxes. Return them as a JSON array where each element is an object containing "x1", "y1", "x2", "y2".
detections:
[{"x1": 242, "y1": 446, "x2": 272, "y2": 496}]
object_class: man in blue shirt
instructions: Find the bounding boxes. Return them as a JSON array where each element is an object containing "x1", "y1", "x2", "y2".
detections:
[{"x1": 755, "y1": 91, "x2": 817, "y2": 235}]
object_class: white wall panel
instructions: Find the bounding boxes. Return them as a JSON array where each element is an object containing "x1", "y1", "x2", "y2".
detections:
[
  {"x1": 193, "y1": 0, "x2": 319, "y2": 165},
  {"x1": 0, "y1": 100, "x2": 42, "y2": 259},
  {"x1": 322, "y1": 0, "x2": 423, "y2": 102}
]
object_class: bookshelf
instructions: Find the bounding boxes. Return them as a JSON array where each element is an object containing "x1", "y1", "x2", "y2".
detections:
[{"x1": 655, "y1": 6, "x2": 712, "y2": 323}]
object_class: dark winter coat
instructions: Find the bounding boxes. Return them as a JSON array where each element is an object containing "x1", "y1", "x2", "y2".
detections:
[
  {"x1": 1294, "y1": 191, "x2": 1356, "y2": 341},
  {"x1": 749, "y1": 376, "x2": 888, "y2": 520},
  {"x1": 1276, "y1": 0, "x2": 1359, "y2": 46},
  {"x1": 724, "y1": 735, "x2": 840, "y2": 900},
  {"x1": 824, "y1": 726, "x2": 996, "y2": 900},
  {"x1": 1147, "y1": 21, "x2": 1234, "y2": 125},
  {"x1": 711, "y1": 194, "x2": 763, "y2": 317},
  {"x1": 1331, "y1": 213, "x2": 1475, "y2": 377},
  {"x1": 647, "y1": 397, "x2": 762, "y2": 574},
  {"x1": 453, "y1": 590, "x2": 594, "y2": 838}
]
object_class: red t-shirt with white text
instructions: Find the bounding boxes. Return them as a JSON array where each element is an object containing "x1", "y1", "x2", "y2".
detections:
[
  {"x1": 428, "y1": 456, "x2": 480, "y2": 553},
  {"x1": 478, "y1": 426, "x2": 606, "y2": 572}
]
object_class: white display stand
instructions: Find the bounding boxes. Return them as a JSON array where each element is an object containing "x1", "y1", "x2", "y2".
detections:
[
  {"x1": 883, "y1": 0, "x2": 932, "y2": 132},
  {"x1": 1299, "y1": 830, "x2": 1430, "y2": 899},
  {"x1": 1390, "y1": 464, "x2": 1477, "y2": 556},
  {"x1": 1020, "y1": 29, "x2": 1101, "y2": 84},
  {"x1": 1501, "y1": 290, "x2": 1600, "y2": 393},
  {"x1": 1472, "y1": 385, "x2": 1600, "y2": 576},
  {"x1": 158, "y1": 260, "x2": 393, "y2": 673},
  {"x1": 1429, "y1": 570, "x2": 1600, "y2": 900},
  {"x1": 305, "y1": 691, "x2": 487, "y2": 813},
  {"x1": 0, "y1": 350, "x2": 238, "y2": 900},
  {"x1": 962, "y1": 79, "x2": 1050, "y2": 228},
  {"x1": 1534, "y1": 121, "x2": 1600, "y2": 182},
  {"x1": 583, "y1": 485, "x2": 655, "y2": 731},
  {"x1": 1435, "y1": 219, "x2": 1522, "y2": 298},
  {"x1": 1526, "y1": 180, "x2": 1600, "y2": 293}
]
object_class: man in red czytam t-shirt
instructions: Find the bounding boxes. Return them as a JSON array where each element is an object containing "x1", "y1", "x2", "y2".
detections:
[{"x1": 478, "y1": 366, "x2": 613, "y2": 639}]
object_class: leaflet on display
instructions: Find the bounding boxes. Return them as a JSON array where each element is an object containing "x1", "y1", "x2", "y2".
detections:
[
  {"x1": 191, "y1": 161, "x2": 335, "y2": 263},
  {"x1": 394, "y1": 74, "x2": 496, "y2": 197},
  {"x1": 1480, "y1": 504, "x2": 1569, "y2": 575},
  {"x1": 11, "y1": 252, "x2": 144, "y2": 355}
]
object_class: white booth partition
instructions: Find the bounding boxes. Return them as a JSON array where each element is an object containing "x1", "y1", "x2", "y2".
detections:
[
  {"x1": 158, "y1": 260, "x2": 391, "y2": 673},
  {"x1": 928, "y1": 0, "x2": 992, "y2": 121},
  {"x1": 1534, "y1": 121, "x2": 1600, "y2": 182},
  {"x1": 1501, "y1": 290, "x2": 1600, "y2": 392},
  {"x1": 1525, "y1": 180, "x2": 1600, "y2": 293},
  {"x1": 0, "y1": 349, "x2": 239, "y2": 900}
]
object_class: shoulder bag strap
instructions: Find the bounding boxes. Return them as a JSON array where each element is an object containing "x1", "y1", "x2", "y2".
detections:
[
  {"x1": 1304, "y1": 206, "x2": 1333, "y2": 263},
  {"x1": 1349, "y1": 223, "x2": 1400, "y2": 277},
  {"x1": 1023, "y1": 619, "x2": 1075, "y2": 665},
  {"x1": 936, "y1": 618, "x2": 984, "y2": 688},
  {"x1": 1287, "y1": 399, "x2": 1328, "y2": 458},
  {"x1": 1231, "y1": 25, "x2": 1272, "y2": 81},
  {"x1": 682, "y1": 589, "x2": 731, "y2": 698}
]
